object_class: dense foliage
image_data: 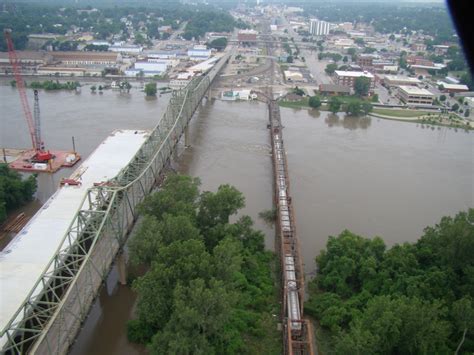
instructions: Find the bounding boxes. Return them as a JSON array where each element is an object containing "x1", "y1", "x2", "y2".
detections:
[
  {"x1": 182, "y1": 9, "x2": 245, "y2": 40},
  {"x1": 306, "y1": 209, "x2": 474, "y2": 354},
  {"x1": 28, "y1": 81, "x2": 80, "y2": 90},
  {"x1": 0, "y1": 164, "x2": 37, "y2": 224},
  {"x1": 0, "y1": 3, "x2": 246, "y2": 51},
  {"x1": 208, "y1": 37, "x2": 228, "y2": 51},
  {"x1": 127, "y1": 175, "x2": 280, "y2": 354},
  {"x1": 144, "y1": 82, "x2": 157, "y2": 97},
  {"x1": 304, "y1": 3, "x2": 455, "y2": 42}
]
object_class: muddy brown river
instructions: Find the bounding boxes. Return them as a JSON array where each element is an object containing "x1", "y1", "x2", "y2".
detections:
[{"x1": 1, "y1": 85, "x2": 472, "y2": 354}]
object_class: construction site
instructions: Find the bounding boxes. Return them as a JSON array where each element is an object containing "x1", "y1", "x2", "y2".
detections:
[{"x1": 2, "y1": 29, "x2": 80, "y2": 174}]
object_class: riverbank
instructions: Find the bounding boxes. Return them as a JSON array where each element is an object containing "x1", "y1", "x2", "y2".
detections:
[
  {"x1": 370, "y1": 111, "x2": 473, "y2": 130},
  {"x1": 277, "y1": 99, "x2": 473, "y2": 130}
]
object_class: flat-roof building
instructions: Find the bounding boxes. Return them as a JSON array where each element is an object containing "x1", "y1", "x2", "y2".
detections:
[
  {"x1": 384, "y1": 75, "x2": 421, "y2": 87},
  {"x1": 51, "y1": 52, "x2": 120, "y2": 66},
  {"x1": 319, "y1": 84, "x2": 351, "y2": 95},
  {"x1": 334, "y1": 70, "x2": 375, "y2": 93},
  {"x1": 437, "y1": 82, "x2": 469, "y2": 93},
  {"x1": 237, "y1": 30, "x2": 258, "y2": 43},
  {"x1": 398, "y1": 85, "x2": 433, "y2": 106}
]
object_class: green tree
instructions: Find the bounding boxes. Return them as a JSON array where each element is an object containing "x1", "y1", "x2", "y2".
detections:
[
  {"x1": 361, "y1": 102, "x2": 373, "y2": 115},
  {"x1": 209, "y1": 37, "x2": 227, "y2": 50},
  {"x1": 309, "y1": 96, "x2": 322, "y2": 109},
  {"x1": 346, "y1": 101, "x2": 362, "y2": 116},
  {"x1": 197, "y1": 184, "x2": 245, "y2": 231},
  {"x1": 343, "y1": 55, "x2": 348, "y2": 63},
  {"x1": 144, "y1": 82, "x2": 157, "y2": 97},
  {"x1": 452, "y1": 103, "x2": 460, "y2": 112},
  {"x1": 452, "y1": 297, "x2": 474, "y2": 354},
  {"x1": 139, "y1": 174, "x2": 201, "y2": 220},
  {"x1": 325, "y1": 63, "x2": 338, "y2": 75},
  {"x1": 354, "y1": 77, "x2": 371, "y2": 97},
  {"x1": 0, "y1": 164, "x2": 37, "y2": 224},
  {"x1": 439, "y1": 94, "x2": 447, "y2": 101},
  {"x1": 329, "y1": 96, "x2": 342, "y2": 114}
]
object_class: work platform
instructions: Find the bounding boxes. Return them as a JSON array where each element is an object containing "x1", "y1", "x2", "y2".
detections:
[
  {"x1": 0, "y1": 130, "x2": 148, "y2": 348},
  {"x1": 6, "y1": 149, "x2": 81, "y2": 173}
]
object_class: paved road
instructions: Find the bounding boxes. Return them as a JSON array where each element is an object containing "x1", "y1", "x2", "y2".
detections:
[{"x1": 302, "y1": 51, "x2": 333, "y2": 85}]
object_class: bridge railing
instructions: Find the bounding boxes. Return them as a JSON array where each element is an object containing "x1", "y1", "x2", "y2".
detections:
[{"x1": 0, "y1": 52, "x2": 230, "y2": 354}]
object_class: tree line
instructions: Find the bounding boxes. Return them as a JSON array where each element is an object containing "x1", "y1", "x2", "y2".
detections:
[
  {"x1": 127, "y1": 174, "x2": 280, "y2": 354},
  {"x1": 0, "y1": 164, "x2": 37, "y2": 224},
  {"x1": 306, "y1": 209, "x2": 474, "y2": 354}
]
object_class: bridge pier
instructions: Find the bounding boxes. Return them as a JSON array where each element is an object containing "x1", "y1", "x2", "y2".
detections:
[{"x1": 117, "y1": 251, "x2": 127, "y2": 286}]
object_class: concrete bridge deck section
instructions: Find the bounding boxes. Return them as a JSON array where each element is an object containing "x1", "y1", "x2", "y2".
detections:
[{"x1": 0, "y1": 130, "x2": 149, "y2": 349}]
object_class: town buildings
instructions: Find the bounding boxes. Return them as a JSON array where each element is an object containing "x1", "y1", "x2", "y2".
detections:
[
  {"x1": 398, "y1": 86, "x2": 434, "y2": 106},
  {"x1": 334, "y1": 70, "x2": 375, "y2": 92},
  {"x1": 309, "y1": 19, "x2": 331, "y2": 36},
  {"x1": 237, "y1": 29, "x2": 258, "y2": 43}
]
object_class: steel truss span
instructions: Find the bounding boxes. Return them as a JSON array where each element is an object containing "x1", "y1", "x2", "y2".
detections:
[
  {"x1": 268, "y1": 99, "x2": 314, "y2": 355},
  {"x1": 0, "y1": 53, "x2": 230, "y2": 355}
]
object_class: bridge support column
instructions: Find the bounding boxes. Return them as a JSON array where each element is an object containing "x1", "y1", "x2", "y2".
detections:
[
  {"x1": 117, "y1": 251, "x2": 127, "y2": 286},
  {"x1": 184, "y1": 125, "x2": 190, "y2": 147}
]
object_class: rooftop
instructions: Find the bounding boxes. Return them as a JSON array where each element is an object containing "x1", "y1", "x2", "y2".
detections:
[
  {"x1": 398, "y1": 85, "x2": 434, "y2": 96},
  {"x1": 384, "y1": 75, "x2": 421, "y2": 83},
  {"x1": 437, "y1": 82, "x2": 469, "y2": 91},
  {"x1": 335, "y1": 70, "x2": 374, "y2": 78}
]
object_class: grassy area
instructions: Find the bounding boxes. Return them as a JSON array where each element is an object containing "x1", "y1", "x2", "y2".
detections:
[
  {"x1": 372, "y1": 108, "x2": 431, "y2": 117},
  {"x1": 278, "y1": 97, "x2": 309, "y2": 109}
]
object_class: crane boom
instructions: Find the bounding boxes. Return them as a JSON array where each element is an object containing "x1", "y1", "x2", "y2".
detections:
[
  {"x1": 33, "y1": 90, "x2": 42, "y2": 151},
  {"x1": 4, "y1": 28, "x2": 38, "y2": 150}
]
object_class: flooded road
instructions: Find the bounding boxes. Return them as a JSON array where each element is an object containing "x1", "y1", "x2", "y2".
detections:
[{"x1": 1, "y1": 84, "x2": 472, "y2": 353}]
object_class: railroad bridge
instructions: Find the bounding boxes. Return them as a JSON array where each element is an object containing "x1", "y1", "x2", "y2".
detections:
[{"x1": 267, "y1": 96, "x2": 314, "y2": 355}]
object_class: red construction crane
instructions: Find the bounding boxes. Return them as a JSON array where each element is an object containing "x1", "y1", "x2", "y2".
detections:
[{"x1": 4, "y1": 28, "x2": 52, "y2": 162}]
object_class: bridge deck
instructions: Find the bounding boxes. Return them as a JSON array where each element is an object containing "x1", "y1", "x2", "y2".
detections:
[{"x1": 0, "y1": 130, "x2": 148, "y2": 345}]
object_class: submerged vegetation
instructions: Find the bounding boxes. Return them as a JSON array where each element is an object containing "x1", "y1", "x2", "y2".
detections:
[
  {"x1": 28, "y1": 80, "x2": 80, "y2": 91},
  {"x1": 127, "y1": 174, "x2": 280, "y2": 354},
  {"x1": 306, "y1": 209, "x2": 474, "y2": 354}
]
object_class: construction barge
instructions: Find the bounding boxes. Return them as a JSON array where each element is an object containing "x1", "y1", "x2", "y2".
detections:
[{"x1": 4, "y1": 148, "x2": 81, "y2": 173}]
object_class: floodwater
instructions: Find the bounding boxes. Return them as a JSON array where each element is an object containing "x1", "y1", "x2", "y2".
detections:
[
  {"x1": 0, "y1": 84, "x2": 169, "y2": 202},
  {"x1": 1, "y1": 84, "x2": 473, "y2": 353},
  {"x1": 280, "y1": 108, "x2": 473, "y2": 273}
]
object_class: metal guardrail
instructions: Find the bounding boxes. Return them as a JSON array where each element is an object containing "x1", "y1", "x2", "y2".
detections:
[{"x1": 0, "y1": 51, "x2": 231, "y2": 355}]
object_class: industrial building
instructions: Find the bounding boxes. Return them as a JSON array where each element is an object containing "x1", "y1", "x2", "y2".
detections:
[
  {"x1": 109, "y1": 43, "x2": 143, "y2": 53},
  {"x1": 384, "y1": 75, "x2": 421, "y2": 87},
  {"x1": 334, "y1": 70, "x2": 375, "y2": 92},
  {"x1": 187, "y1": 45, "x2": 212, "y2": 60},
  {"x1": 50, "y1": 52, "x2": 121, "y2": 66},
  {"x1": 237, "y1": 29, "x2": 258, "y2": 43},
  {"x1": 398, "y1": 85, "x2": 434, "y2": 106},
  {"x1": 319, "y1": 84, "x2": 351, "y2": 96},
  {"x1": 436, "y1": 82, "x2": 470, "y2": 93},
  {"x1": 309, "y1": 19, "x2": 331, "y2": 36}
]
